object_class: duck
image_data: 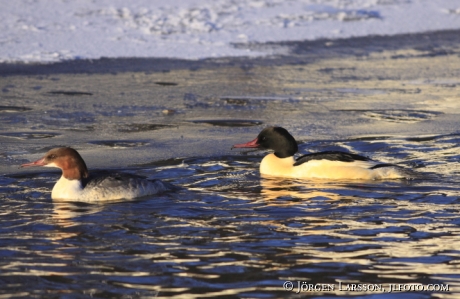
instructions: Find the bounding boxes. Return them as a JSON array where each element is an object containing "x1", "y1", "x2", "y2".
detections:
[
  {"x1": 232, "y1": 126, "x2": 419, "y2": 180},
  {"x1": 20, "y1": 147, "x2": 174, "y2": 201}
]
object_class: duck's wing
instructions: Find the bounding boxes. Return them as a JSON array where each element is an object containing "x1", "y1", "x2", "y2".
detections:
[
  {"x1": 83, "y1": 172, "x2": 177, "y2": 195},
  {"x1": 294, "y1": 151, "x2": 375, "y2": 166},
  {"x1": 294, "y1": 151, "x2": 423, "y2": 179}
]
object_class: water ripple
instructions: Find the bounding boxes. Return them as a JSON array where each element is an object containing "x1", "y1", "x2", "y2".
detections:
[{"x1": 2, "y1": 134, "x2": 460, "y2": 298}]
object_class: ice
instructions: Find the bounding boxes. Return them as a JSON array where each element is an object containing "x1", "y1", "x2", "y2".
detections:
[{"x1": 1, "y1": 0, "x2": 460, "y2": 63}]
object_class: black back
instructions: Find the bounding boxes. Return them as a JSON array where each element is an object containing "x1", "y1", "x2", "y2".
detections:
[{"x1": 294, "y1": 150, "x2": 371, "y2": 166}]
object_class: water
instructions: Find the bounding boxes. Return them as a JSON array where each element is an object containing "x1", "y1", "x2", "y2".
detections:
[
  {"x1": 2, "y1": 141, "x2": 460, "y2": 298},
  {"x1": 2, "y1": 39, "x2": 460, "y2": 298}
]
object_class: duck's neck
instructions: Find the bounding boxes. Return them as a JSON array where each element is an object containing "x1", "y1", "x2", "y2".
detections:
[
  {"x1": 51, "y1": 176, "x2": 83, "y2": 200},
  {"x1": 260, "y1": 153, "x2": 295, "y2": 177},
  {"x1": 62, "y1": 166, "x2": 87, "y2": 181}
]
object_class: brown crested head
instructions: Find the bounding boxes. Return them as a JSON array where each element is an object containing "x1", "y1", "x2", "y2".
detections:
[{"x1": 21, "y1": 147, "x2": 89, "y2": 180}]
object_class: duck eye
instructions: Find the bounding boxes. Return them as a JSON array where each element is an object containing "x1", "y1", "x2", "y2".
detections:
[{"x1": 48, "y1": 154, "x2": 57, "y2": 159}]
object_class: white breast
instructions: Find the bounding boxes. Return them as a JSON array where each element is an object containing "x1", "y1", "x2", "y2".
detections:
[{"x1": 51, "y1": 176, "x2": 84, "y2": 200}]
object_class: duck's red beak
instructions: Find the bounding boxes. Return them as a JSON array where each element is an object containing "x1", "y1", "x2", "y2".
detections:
[
  {"x1": 20, "y1": 157, "x2": 46, "y2": 168},
  {"x1": 232, "y1": 137, "x2": 260, "y2": 149}
]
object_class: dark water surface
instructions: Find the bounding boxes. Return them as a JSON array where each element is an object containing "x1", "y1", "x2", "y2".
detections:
[
  {"x1": 2, "y1": 141, "x2": 460, "y2": 298},
  {"x1": 1, "y1": 34, "x2": 460, "y2": 298}
]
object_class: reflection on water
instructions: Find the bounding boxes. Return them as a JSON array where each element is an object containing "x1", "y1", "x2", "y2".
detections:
[
  {"x1": 260, "y1": 176, "x2": 347, "y2": 202},
  {"x1": 2, "y1": 133, "x2": 460, "y2": 298},
  {"x1": 2, "y1": 43, "x2": 460, "y2": 298}
]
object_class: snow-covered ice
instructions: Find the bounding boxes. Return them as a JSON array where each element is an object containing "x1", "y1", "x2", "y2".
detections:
[{"x1": 1, "y1": 0, "x2": 460, "y2": 63}]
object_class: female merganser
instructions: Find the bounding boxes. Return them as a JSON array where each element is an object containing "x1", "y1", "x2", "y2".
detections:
[
  {"x1": 20, "y1": 147, "x2": 174, "y2": 201},
  {"x1": 232, "y1": 126, "x2": 419, "y2": 180}
]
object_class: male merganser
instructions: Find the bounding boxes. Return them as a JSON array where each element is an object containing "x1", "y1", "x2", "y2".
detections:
[
  {"x1": 20, "y1": 147, "x2": 174, "y2": 201},
  {"x1": 232, "y1": 126, "x2": 419, "y2": 180}
]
